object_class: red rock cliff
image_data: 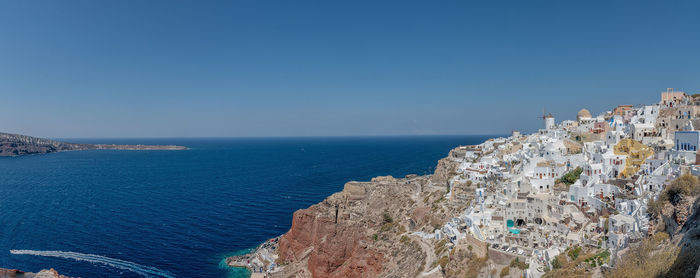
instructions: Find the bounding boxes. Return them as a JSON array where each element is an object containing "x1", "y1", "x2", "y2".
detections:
[{"x1": 277, "y1": 207, "x2": 383, "y2": 278}]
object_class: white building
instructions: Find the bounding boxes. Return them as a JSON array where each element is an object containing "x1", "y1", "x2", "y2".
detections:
[
  {"x1": 545, "y1": 115, "x2": 555, "y2": 130},
  {"x1": 631, "y1": 123, "x2": 657, "y2": 143},
  {"x1": 674, "y1": 130, "x2": 699, "y2": 152},
  {"x1": 605, "y1": 130, "x2": 625, "y2": 149}
]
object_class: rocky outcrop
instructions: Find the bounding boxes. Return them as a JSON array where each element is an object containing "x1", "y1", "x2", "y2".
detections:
[
  {"x1": 661, "y1": 196, "x2": 695, "y2": 235},
  {"x1": 0, "y1": 132, "x2": 187, "y2": 157},
  {"x1": 277, "y1": 191, "x2": 384, "y2": 278},
  {"x1": 613, "y1": 194, "x2": 700, "y2": 278},
  {"x1": 431, "y1": 148, "x2": 462, "y2": 185},
  {"x1": 278, "y1": 208, "x2": 383, "y2": 278},
  {"x1": 660, "y1": 196, "x2": 700, "y2": 277},
  {"x1": 231, "y1": 161, "x2": 471, "y2": 277},
  {"x1": 0, "y1": 268, "x2": 70, "y2": 278}
]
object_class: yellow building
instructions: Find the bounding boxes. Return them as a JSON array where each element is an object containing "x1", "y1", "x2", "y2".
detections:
[{"x1": 613, "y1": 139, "x2": 654, "y2": 178}]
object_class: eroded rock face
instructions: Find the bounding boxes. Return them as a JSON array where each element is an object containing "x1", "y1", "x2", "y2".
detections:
[
  {"x1": 278, "y1": 206, "x2": 383, "y2": 278},
  {"x1": 431, "y1": 148, "x2": 463, "y2": 185},
  {"x1": 431, "y1": 157, "x2": 455, "y2": 185},
  {"x1": 675, "y1": 198, "x2": 691, "y2": 226},
  {"x1": 662, "y1": 196, "x2": 695, "y2": 235}
]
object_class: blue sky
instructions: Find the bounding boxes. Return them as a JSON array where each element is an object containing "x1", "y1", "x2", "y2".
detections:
[{"x1": 1, "y1": 0, "x2": 698, "y2": 138}]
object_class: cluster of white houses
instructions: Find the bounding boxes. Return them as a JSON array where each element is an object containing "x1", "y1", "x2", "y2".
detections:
[{"x1": 435, "y1": 89, "x2": 700, "y2": 277}]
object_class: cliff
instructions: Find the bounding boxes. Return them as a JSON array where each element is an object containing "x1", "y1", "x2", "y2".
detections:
[
  {"x1": 0, "y1": 132, "x2": 187, "y2": 157},
  {"x1": 228, "y1": 146, "x2": 477, "y2": 278},
  {"x1": 606, "y1": 174, "x2": 700, "y2": 278},
  {"x1": 253, "y1": 166, "x2": 700, "y2": 278}
]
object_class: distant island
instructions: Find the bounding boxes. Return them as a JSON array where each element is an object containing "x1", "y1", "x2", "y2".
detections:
[{"x1": 0, "y1": 132, "x2": 187, "y2": 157}]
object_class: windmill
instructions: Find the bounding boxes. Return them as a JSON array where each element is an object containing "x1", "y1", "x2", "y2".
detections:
[{"x1": 538, "y1": 109, "x2": 554, "y2": 129}]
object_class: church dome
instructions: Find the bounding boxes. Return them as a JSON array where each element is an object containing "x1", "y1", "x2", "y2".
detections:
[{"x1": 577, "y1": 109, "x2": 592, "y2": 120}]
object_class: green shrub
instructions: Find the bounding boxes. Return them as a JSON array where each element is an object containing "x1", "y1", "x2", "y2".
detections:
[
  {"x1": 560, "y1": 167, "x2": 583, "y2": 185},
  {"x1": 567, "y1": 246, "x2": 582, "y2": 261},
  {"x1": 383, "y1": 212, "x2": 393, "y2": 224},
  {"x1": 551, "y1": 257, "x2": 562, "y2": 269}
]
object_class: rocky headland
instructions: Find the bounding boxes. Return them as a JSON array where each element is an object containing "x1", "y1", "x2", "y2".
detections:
[
  {"x1": 0, "y1": 132, "x2": 187, "y2": 157},
  {"x1": 226, "y1": 148, "x2": 488, "y2": 277},
  {"x1": 228, "y1": 137, "x2": 700, "y2": 278}
]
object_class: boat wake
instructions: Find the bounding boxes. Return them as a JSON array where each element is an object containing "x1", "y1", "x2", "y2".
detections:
[{"x1": 10, "y1": 249, "x2": 175, "y2": 278}]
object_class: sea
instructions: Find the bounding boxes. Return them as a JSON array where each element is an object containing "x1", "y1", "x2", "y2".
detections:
[{"x1": 0, "y1": 135, "x2": 496, "y2": 278}]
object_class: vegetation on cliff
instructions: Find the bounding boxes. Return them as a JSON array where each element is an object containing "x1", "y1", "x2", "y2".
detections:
[
  {"x1": 648, "y1": 174, "x2": 699, "y2": 218},
  {"x1": 604, "y1": 232, "x2": 678, "y2": 278},
  {"x1": 558, "y1": 167, "x2": 583, "y2": 185},
  {"x1": 607, "y1": 174, "x2": 700, "y2": 278}
]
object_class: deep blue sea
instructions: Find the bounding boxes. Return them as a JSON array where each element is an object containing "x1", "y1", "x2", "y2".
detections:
[{"x1": 0, "y1": 136, "x2": 495, "y2": 278}]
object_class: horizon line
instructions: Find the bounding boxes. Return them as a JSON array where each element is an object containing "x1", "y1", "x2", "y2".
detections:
[{"x1": 55, "y1": 133, "x2": 511, "y2": 140}]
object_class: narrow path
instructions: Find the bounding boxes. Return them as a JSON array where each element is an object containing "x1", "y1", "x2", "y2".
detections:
[{"x1": 411, "y1": 235, "x2": 437, "y2": 276}]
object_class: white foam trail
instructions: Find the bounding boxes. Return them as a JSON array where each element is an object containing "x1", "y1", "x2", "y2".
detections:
[{"x1": 10, "y1": 249, "x2": 175, "y2": 278}]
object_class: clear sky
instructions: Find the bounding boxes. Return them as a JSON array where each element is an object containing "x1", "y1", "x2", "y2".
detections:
[{"x1": 1, "y1": 1, "x2": 698, "y2": 138}]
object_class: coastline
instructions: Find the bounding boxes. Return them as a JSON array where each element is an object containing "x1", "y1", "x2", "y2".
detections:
[
  {"x1": 226, "y1": 237, "x2": 281, "y2": 276},
  {"x1": 225, "y1": 143, "x2": 471, "y2": 277},
  {"x1": 3, "y1": 136, "x2": 482, "y2": 277}
]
